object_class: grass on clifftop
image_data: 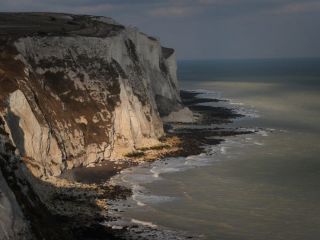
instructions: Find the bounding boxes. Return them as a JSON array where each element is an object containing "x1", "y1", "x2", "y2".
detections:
[
  {"x1": 137, "y1": 143, "x2": 170, "y2": 152},
  {"x1": 124, "y1": 151, "x2": 145, "y2": 158}
]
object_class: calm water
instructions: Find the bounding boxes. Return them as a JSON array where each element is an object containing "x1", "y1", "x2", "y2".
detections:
[{"x1": 110, "y1": 58, "x2": 320, "y2": 239}]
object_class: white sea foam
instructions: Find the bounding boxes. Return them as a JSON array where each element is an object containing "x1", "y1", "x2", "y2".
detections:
[
  {"x1": 220, "y1": 146, "x2": 227, "y2": 154},
  {"x1": 132, "y1": 192, "x2": 175, "y2": 207},
  {"x1": 111, "y1": 225, "x2": 124, "y2": 230},
  {"x1": 131, "y1": 219, "x2": 158, "y2": 228},
  {"x1": 150, "y1": 168, "x2": 160, "y2": 178},
  {"x1": 107, "y1": 133, "x2": 267, "y2": 239},
  {"x1": 230, "y1": 101, "x2": 244, "y2": 106},
  {"x1": 133, "y1": 197, "x2": 146, "y2": 207},
  {"x1": 234, "y1": 106, "x2": 260, "y2": 118},
  {"x1": 132, "y1": 185, "x2": 147, "y2": 206},
  {"x1": 150, "y1": 166, "x2": 181, "y2": 178},
  {"x1": 199, "y1": 90, "x2": 260, "y2": 119},
  {"x1": 259, "y1": 130, "x2": 269, "y2": 137},
  {"x1": 106, "y1": 89, "x2": 270, "y2": 239},
  {"x1": 185, "y1": 155, "x2": 198, "y2": 160}
]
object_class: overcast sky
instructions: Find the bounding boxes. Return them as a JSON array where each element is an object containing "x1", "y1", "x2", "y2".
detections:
[{"x1": 1, "y1": 0, "x2": 320, "y2": 59}]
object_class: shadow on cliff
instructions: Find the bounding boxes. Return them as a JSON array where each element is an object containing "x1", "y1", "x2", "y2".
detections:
[
  {"x1": 0, "y1": 112, "x2": 130, "y2": 239},
  {"x1": 0, "y1": 153, "x2": 130, "y2": 240},
  {"x1": 0, "y1": 113, "x2": 129, "y2": 240},
  {"x1": 6, "y1": 111, "x2": 26, "y2": 156},
  {"x1": 0, "y1": 89, "x2": 252, "y2": 240}
]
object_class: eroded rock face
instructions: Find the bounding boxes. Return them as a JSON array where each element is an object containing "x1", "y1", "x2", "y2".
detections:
[
  {"x1": 0, "y1": 117, "x2": 32, "y2": 240},
  {"x1": 7, "y1": 90, "x2": 63, "y2": 177},
  {"x1": 0, "y1": 171, "x2": 31, "y2": 240},
  {"x1": 0, "y1": 13, "x2": 183, "y2": 177}
]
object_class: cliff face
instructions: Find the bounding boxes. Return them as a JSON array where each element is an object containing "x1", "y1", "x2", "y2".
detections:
[
  {"x1": 0, "y1": 13, "x2": 185, "y2": 178},
  {"x1": 0, "y1": 170, "x2": 31, "y2": 240},
  {"x1": 0, "y1": 117, "x2": 32, "y2": 239}
]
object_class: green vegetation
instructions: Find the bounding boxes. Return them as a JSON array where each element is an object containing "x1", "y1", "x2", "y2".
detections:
[
  {"x1": 124, "y1": 151, "x2": 145, "y2": 158},
  {"x1": 137, "y1": 144, "x2": 170, "y2": 151}
]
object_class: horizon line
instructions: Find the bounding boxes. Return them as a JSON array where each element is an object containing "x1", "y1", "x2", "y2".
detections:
[{"x1": 177, "y1": 56, "x2": 320, "y2": 61}]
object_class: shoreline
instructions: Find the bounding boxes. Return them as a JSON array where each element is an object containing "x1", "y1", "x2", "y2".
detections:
[{"x1": 33, "y1": 89, "x2": 255, "y2": 239}]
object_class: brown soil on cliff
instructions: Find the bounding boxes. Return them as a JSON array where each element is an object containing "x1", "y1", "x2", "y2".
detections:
[{"x1": 0, "y1": 12, "x2": 125, "y2": 37}]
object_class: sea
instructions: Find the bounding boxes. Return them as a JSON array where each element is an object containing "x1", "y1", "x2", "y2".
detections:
[{"x1": 107, "y1": 58, "x2": 320, "y2": 240}]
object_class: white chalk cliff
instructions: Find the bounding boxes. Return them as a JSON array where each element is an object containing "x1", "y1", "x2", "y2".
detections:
[
  {"x1": 0, "y1": 12, "x2": 192, "y2": 239},
  {"x1": 0, "y1": 13, "x2": 189, "y2": 177}
]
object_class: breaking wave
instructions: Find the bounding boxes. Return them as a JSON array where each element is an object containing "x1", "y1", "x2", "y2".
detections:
[{"x1": 106, "y1": 89, "x2": 272, "y2": 239}]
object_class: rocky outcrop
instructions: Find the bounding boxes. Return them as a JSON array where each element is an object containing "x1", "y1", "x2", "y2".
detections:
[
  {"x1": 7, "y1": 90, "x2": 63, "y2": 177},
  {"x1": 0, "y1": 13, "x2": 194, "y2": 239},
  {"x1": 0, "y1": 12, "x2": 189, "y2": 178},
  {"x1": 0, "y1": 117, "x2": 32, "y2": 240},
  {"x1": 0, "y1": 171, "x2": 31, "y2": 240}
]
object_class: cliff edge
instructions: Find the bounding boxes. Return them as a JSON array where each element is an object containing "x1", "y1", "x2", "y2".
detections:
[
  {"x1": 0, "y1": 12, "x2": 193, "y2": 239},
  {"x1": 0, "y1": 12, "x2": 192, "y2": 177}
]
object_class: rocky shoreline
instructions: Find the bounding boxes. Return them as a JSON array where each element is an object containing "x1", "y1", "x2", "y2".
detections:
[
  {"x1": 29, "y1": 90, "x2": 255, "y2": 240},
  {"x1": 0, "y1": 13, "x2": 186, "y2": 239},
  {"x1": 0, "y1": 13, "x2": 255, "y2": 240}
]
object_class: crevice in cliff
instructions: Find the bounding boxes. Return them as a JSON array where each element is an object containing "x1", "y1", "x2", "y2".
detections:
[
  {"x1": 125, "y1": 39, "x2": 139, "y2": 63},
  {"x1": 0, "y1": 12, "x2": 195, "y2": 240},
  {"x1": 0, "y1": 118, "x2": 128, "y2": 239}
]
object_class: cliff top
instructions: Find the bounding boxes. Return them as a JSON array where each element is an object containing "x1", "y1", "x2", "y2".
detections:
[
  {"x1": 0, "y1": 12, "x2": 175, "y2": 58},
  {"x1": 0, "y1": 12, "x2": 125, "y2": 37}
]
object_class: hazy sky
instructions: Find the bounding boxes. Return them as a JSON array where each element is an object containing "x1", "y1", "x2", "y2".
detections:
[{"x1": 2, "y1": 0, "x2": 320, "y2": 59}]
